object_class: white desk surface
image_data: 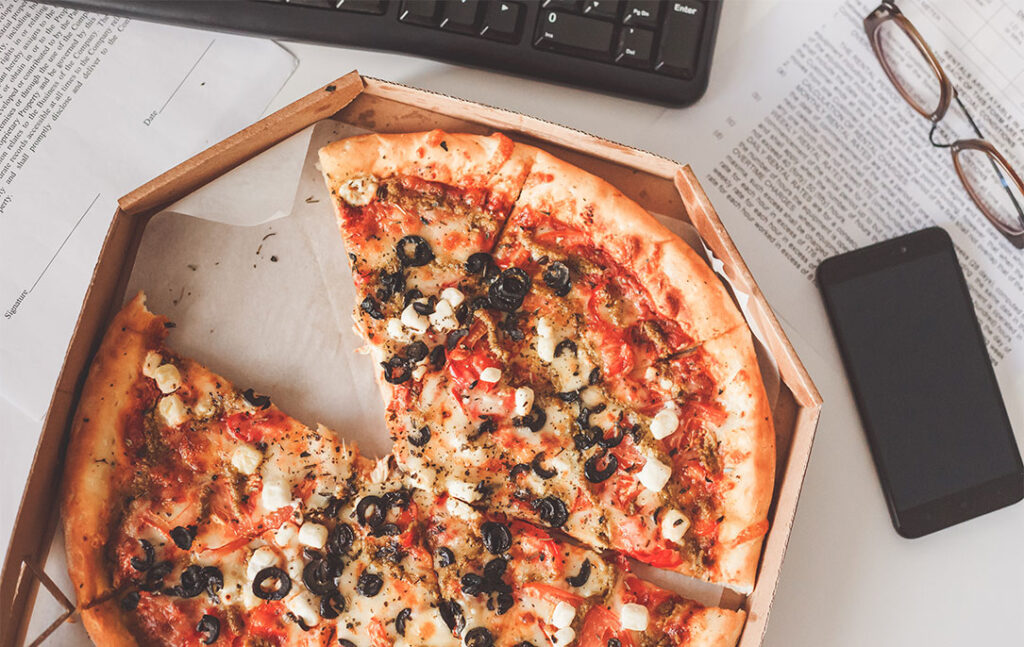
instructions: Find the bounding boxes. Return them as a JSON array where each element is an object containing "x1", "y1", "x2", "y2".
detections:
[{"x1": 3, "y1": 2, "x2": 1022, "y2": 645}]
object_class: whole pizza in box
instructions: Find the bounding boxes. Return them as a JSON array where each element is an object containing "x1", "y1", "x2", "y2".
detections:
[{"x1": 62, "y1": 131, "x2": 773, "y2": 647}]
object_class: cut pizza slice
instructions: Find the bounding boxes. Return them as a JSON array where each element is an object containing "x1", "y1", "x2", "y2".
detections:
[
  {"x1": 418, "y1": 489, "x2": 746, "y2": 647},
  {"x1": 62, "y1": 294, "x2": 462, "y2": 646}
]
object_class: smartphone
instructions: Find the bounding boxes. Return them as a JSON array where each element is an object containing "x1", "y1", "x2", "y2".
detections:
[{"x1": 817, "y1": 227, "x2": 1023, "y2": 538}]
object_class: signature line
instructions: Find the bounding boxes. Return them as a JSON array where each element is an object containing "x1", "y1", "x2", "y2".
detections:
[
  {"x1": 30, "y1": 192, "x2": 101, "y2": 293},
  {"x1": 159, "y1": 39, "x2": 215, "y2": 114}
]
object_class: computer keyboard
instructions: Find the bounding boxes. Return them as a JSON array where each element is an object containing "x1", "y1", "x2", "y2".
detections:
[{"x1": 38, "y1": 1, "x2": 723, "y2": 106}]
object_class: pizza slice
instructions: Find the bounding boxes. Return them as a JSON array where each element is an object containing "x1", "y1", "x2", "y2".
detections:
[
  {"x1": 62, "y1": 294, "x2": 462, "y2": 646},
  {"x1": 419, "y1": 489, "x2": 746, "y2": 647}
]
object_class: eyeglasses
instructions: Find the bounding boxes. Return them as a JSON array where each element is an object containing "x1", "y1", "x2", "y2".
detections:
[{"x1": 863, "y1": 1, "x2": 1024, "y2": 249}]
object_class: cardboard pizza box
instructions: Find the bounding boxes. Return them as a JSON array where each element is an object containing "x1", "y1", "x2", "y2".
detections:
[{"x1": 0, "y1": 71, "x2": 822, "y2": 647}]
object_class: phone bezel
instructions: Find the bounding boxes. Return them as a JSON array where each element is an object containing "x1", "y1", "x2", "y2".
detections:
[{"x1": 817, "y1": 227, "x2": 1023, "y2": 538}]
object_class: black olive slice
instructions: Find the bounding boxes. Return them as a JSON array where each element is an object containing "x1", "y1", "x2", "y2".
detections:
[
  {"x1": 439, "y1": 599, "x2": 465, "y2": 634},
  {"x1": 356, "y1": 572, "x2": 383, "y2": 597},
  {"x1": 584, "y1": 452, "x2": 618, "y2": 483},
  {"x1": 412, "y1": 297, "x2": 436, "y2": 316},
  {"x1": 404, "y1": 341, "x2": 429, "y2": 362},
  {"x1": 483, "y1": 557, "x2": 507, "y2": 581},
  {"x1": 378, "y1": 269, "x2": 406, "y2": 301},
  {"x1": 514, "y1": 405, "x2": 547, "y2": 433},
  {"x1": 597, "y1": 422, "x2": 625, "y2": 449},
  {"x1": 403, "y1": 288, "x2": 424, "y2": 307},
  {"x1": 556, "y1": 390, "x2": 580, "y2": 403},
  {"x1": 500, "y1": 313, "x2": 524, "y2": 341},
  {"x1": 372, "y1": 523, "x2": 400, "y2": 537},
  {"x1": 356, "y1": 495, "x2": 387, "y2": 528},
  {"x1": 429, "y1": 345, "x2": 447, "y2": 369},
  {"x1": 383, "y1": 489, "x2": 411, "y2": 509},
  {"x1": 170, "y1": 565, "x2": 206, "y2": 598},
  {"x1": 242, "y1": 388, "x2": 271, "y2": 409},
  {"x1": 381, "y1": 356, "x2": 412, "y2": 384},
  {"x1": 395, "y1": 607, "x2": 412, "y2": 636},
  {"x1": 339, "y1": 640, "x2": 357, "y2": 647},
  {"x1": 466, "y1": 252, "x2": 493, "y2": 275},
  {"x1": 542, "y1": 261, "x2": 571, "y2": 297},
  {"x1": 196, "y1": 614, "x2": 219, "y2": 644},
  {"x1": 488, "y1": 268, "x2": 531, "y2": 312},
  {"x1": 480, "y1": 521, "x2": 512, "y2": 555},
  {"x1": 170, "y1": 525, "x2": 196, "y2": 551},
  {"x1": 464, "y1": 627, "x2": 495, "y2": 647},
  {"x1": 360, "y1": 296, "x2": 385, "y2": 320},
  {"x1": 566, "y1": 559, "x2": 591, "y2": 587},
  {"x1": 514, "y1": 642, "x2": 537, "y2": 647},
  {"x1": 120, "y1": 591, "x2": 140, "y2": 611},
  {"x1": 408, "y1": 425, "x2": 431, "y2": 447},
  {"x1": 494, "y1": 591, "x2": 515, "y2": 615},
  {"x1": 573, "y1": 428, "x2": 598, "y2": 451},
  {"x1": 303, "y1": 557, "x2": 337, "y2": 595},
  {"x1": 554, "y1": 339, "x2": 577, "y2": 357},
  {"x1": 327, "y1": 523, "x2": 354, "y2": 555},
  {"x1": 138, "y1": 560, "x2": 172, "y2": 592},
  {"x1": 396, "y1": 235, "x2": 434, "y2": 267},
  {"x1": 130, "y1": 539, "x2": 155, "y2": 572},
  {"x1": 530, "y1": 452, "x2": 557, "y2": 479},
  {"x1": 375, "y1": 541, "x2": 406, "y2": 564},
  {"x1": 509, "y1": 463, "x2": 531, "y2": 479},
  {"x1": 589, "y1": 367, "x2": 602, "y2": 385},
  {"x1": 436, "y1": 546, "x2": 455, "y2": 567},
  {"x1": 446, "y1": 328, "x2": 470, "y2": 350},
  {"x1": 608, "y1": 639, "x2": 622, "y2": 647},
  {"x1": 460, "y1": 572, "x2": 484, "y2": 595},
  {"x1": 320, "y1": 590, "x2": 346, "y2": 620},
  {"x1": 201, "y1": 566, "x2": 224, "y2": 598},
  {"x1": 534, "y1": 496, "x2": 569, "y2": 527},
  {"x1": 252, "y1": 567, "x2": 291, "y2": 600}
]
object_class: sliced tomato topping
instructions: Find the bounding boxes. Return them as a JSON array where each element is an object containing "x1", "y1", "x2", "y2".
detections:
[
  {"x1": 222, "y1": 409, "x2": 289, "y2": 443},
  {"x1": 519, "y1": 582, "x2": 585, "y2": 606},
  {"x1": 577, "y1": 604, "x2": 637, "y2": 647}
]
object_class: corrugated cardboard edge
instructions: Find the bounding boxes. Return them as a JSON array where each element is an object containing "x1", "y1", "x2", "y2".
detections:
[{"x1": 2, "y1": 71, "x2": 822, "y2": 647}]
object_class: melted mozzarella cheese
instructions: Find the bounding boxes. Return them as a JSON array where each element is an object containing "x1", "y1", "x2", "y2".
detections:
[
  {"x1": 638, "y1": 454, "x2": 672, "y2": 492},
  {"x1": 157, "y1": 394, "x2": 188, "y2": 427},
  {"x1": 650, "y1": 407, "x2": 679, "y2": 440},
  {"x1": 661, "y1": 509, "x2": 691, "y2": 543},
  {"x1": 338, "y1": 175, "x2": 378, "y2": 206},
  {"x1": 620, "y1": 603, "x2": 649, "y2": 631},
  {"x1": 152, "y1": 363, "x2": 181, "y2": 393},
  {"x1": 231, "y1": 444, "x2": 263, "y2": 475}
]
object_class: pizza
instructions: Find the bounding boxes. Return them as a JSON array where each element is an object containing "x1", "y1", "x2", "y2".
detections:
[
  {"x1": 61, "y1": 294, "x2": 746, "y2": 646},
  {"x1": 319, "y1": 131, "x2": 775, "y2": 594}
]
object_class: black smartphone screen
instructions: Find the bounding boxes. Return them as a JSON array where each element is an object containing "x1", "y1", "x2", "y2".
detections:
[{"x1": 818, "y1": 227, "x2": 1022, "y2": 537}]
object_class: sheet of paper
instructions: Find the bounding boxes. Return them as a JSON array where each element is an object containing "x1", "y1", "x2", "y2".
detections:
[{"x1": 0, "y1": 1, "x2": 297, "y2": 421}]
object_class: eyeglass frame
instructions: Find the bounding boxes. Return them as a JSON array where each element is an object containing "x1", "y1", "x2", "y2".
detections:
[{"x1": 863, "y1": 0, "x2": 1024, "y2": 249}]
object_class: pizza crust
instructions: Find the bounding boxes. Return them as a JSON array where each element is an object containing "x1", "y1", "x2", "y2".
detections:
[
  {"x1": 506, "y1": 147, "x2": 744, "y2": 346},
  {"x1": 62, "y1": 292, "x2": 168, "y2": 607},
  {"x1": 687, "y1": 607, "x2": 747, "y2": 647},
  {"x1": 697, "y1": 326, "x2": 776, "y2": 594},
  {"x1": 79, "y1": 600, "x2": 140, "y2": 647}
]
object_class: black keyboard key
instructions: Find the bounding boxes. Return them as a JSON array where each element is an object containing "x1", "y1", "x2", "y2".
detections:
[
  {"x1": 622, "y1": 0, "x2": 660, "y2": 28},
  {"x1": 583, "y1": 0, "x2": 620, "y2": 20},
  {"x1": 656, "y1": 0, "x2": 705, "y2": 78},
  {"x1": 616, "y1": 25, "x2": 652, "y2": 67},
  {"x1": 543, "y1": 0, "x2": 580, "y2": 11},
  {"x1": 333, "y1": 0, "x2": 387, "y2": 13},
  {"x1": 399, "y1": 0, "x2": 439, "y2": 25},
  {"x1": 534, "y1": 10, "x2": 614, "y2": 58},
  {"x1": 480, "y1": 2, "x2": 522, "y2": 42},
  {"x1": 440, "y1": 0, "x2": 481, "y2": 34}
]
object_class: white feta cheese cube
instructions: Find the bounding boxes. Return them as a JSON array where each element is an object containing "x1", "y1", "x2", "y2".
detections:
[
  {"x1": 285, "y1": 592, "x2": 321, "y2": 627},
  {"x1": 659, "y1": 377, "x2": 673, "y2": 390},
  {"x1": 338, "y1": 175, "x2": 378, "y2": 207},
  {"x1": 401, "y1": 304, "x2": 430, "y2": 334},
  {"x1": 551, "y1": 601, "x2": 576, "y2": 628},
  {"x1": 552, "y1": 627, "x2": 576, "y2": 645},
  {"x1": 644, "y1": 366, "x2": 657, "y2": 382},
  {"x1": 152, "y1": 363, "x2": 182, "y2": 394},
  {"x1": 157, "y1": 394, "x2": 188, "y2": 427},
  {"x1": 445, "y1": 496, "x2": 476, "y2": 521},
  {"x1": 441, "y1": 287, "x2": 465, "y2": 307},
  {"x1": 638, "y1": 455, "x2": 672, "y2": 492},
  {"x1": 620, "y1": 603, "x2": 649, "y2": 631},
  {"x1": 247, "y1": 546, "x2": 279, "y2": 580},
  {"x1": 447, "y1": 478, "x2": 480, "y2": 503},
  {"x1": 514, "y1": 386, "x2": 535, "y2": 416},
  {"x1": 412, "y1": 365, "x2": 427, "y2": 380},
  {"x1": 261, "y1": 480, "x2": 293, "y2": 511},
  {"x1": 231, "y1": 444, "x2": 263, "y2": 475},
  {"x1": 274, "y1": 523, "x2": 298, "y2": 547},
  {"x1": 537, "y1": 337, "x2": 556, "y2": 363},
  {"x1": 537, "y1": 317, "x2": 554, "y2": 338},
  {"x1": 649, "y1": 408, "x2": 679, "y2": 440},
  {"x1": 298, "y1": 522, "x2": 328, "y2": 549},
  {"x1": 142, "y1": 351, "x2": 162, "y2": 378},
  {"x1": 478, "y1": 366, "x2": 502, "y2": 383},
  {"x1": 661, "y1": 509, "x2": 691, "y2": 543},
  {"x1": 386, "y1": 318, "x2": 411, "y2": 342},
  {"x1": 428, "y1": 298, "x2": 459, "y2": 332}
]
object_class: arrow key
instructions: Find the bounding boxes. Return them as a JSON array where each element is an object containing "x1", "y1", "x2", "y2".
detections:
[{"x1": 480, "y1": 1, "x2": 523, "y2": 42}]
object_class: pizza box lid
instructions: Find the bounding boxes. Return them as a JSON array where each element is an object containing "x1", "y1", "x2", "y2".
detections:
[{"x1": 1, "y1": 71, "x2": 822, "y2": 647}]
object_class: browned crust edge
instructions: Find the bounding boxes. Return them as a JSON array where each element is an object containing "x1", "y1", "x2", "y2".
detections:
[
  {"x1": 78, "y1": 601, "x2": 140, "y2": 647},
  {"x1": 687, "y1": 607, "x2": 747, "y2": 647},
  {"x1": 61, "y1": 293, "x2": 166, "y2": 609}
]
